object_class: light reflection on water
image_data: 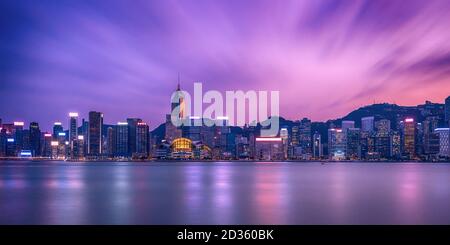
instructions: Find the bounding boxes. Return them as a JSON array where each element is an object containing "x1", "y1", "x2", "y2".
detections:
[{"x1": 0, "y1": 161, "x2": 449, "y2": 225}]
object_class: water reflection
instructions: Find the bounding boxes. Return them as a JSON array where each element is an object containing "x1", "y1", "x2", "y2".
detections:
[{"x1": 0, "y1": 161, "x2": 449, "y2": 224}]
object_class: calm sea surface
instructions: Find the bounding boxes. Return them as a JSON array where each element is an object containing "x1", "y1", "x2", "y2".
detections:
[{"x1": 0, "y1": 161, "x2": 449, "y2": 224}]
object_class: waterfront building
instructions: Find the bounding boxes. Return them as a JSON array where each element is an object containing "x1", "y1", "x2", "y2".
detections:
[
  {"x1": 435, "y1": 128, "x2": 450, "y2": 157},
  {"x1": 403, "y1": 118, "x2": 416, "y2": 158},
  {"x1": 171, "y1": 137, "x2": 193, "y2": 159},
  {"x1": 312, "y1": 132, "x2": 322, "y2": 159},
  {"x1": 328, "y1": 128, "x2": 346, "y2": 160},
  {"x1": 136, "y1": 121, "x2": 149, "y2": 159},
  {"x1": 391, "y1": 131, "x2": 402, "y2": 158},
  {"x1": 346, "y1": 128, "x2": 360, "y2": 160},
  {"x1": 88, "y1": 111, "x2": 103, "y2": 156},
  {"x1": 255, "y1": 137, "x2": 284, "y2": 161},
  {"x1": 115, "y1": 122, "x2": 129, "y2": 157},
  {"x1": 299, "y1": 118, "x2": 312, "y2": 158},
  {"x1": 29, "y1": 122, "x2": 41, "y2": 157}
]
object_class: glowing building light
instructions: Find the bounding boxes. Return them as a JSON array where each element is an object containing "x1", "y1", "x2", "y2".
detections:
[
  {"x1": 336, "y1": 129, "x2": 343, "y2": 133},
  {"x1": 255, "y1": 137, "x2": 282, "y2": 142},
  {"x1": 44, "y1": 133, "x2": 52, "y2": 137},
  {"x1": 77, "y1": 135, "x2": 84, "y2": 140},
  {"x1": 405, "y1": 118, "x2": 414, "y2": 123},
  {"x1": 65, "y1": 141, "x2": 69, "y2": 145},
  {"x1": 69, "y1": 112, "x2": 79, "y2": 117},
  {"x1": 20, "y1": 151, "x2": 32, "y2": 157},
  {"x1": 137, "y1": 122, "x2": 147, "y2": 126},
  {"x1": 51, "y1": 141, "x2": 59, "y2": 146},
  {"x1": 14, "y1": 122, "x2": 24, "y2": 126},
  {"x1": 54, "y1": 122, "x2": 62, "y2": 126},
  {"x1": 58, "y1": 132, "x2": 66, "y2": 136},
  {"x1": 7, "y1": 138, "x2": 15, "y2": 143},
  {"x1": 117, "y1": 122, "x2": 128, "y2": 125}
]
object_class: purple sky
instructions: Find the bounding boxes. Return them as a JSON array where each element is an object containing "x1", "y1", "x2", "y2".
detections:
[{"x1": 1, "y1": 0, "x2": 450, "y2": 131}]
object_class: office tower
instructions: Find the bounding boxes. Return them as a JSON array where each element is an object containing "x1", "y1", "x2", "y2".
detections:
[
  {"x1": 435, "y1": 128, "x2": 450, "y2": 157},
  {"x1": 391, "y1": 131, "x2": 402, "y2": 158},
  {"x1": 127, "y1": 118, "x2": 142, "y2": 156},
  {"x1": 346, "y1": 128, "x2": 360, "y2": 159},
  {"x1": 255, "y1": 137, "x2": 284, "y2": 160},
  {"x1": 342, "y1": 121, "x2": 355, "y2": 131},
  {"x1": 312, "y1": 132, "x2": 322, "y2": 159},
  {"x1": 423, "y1": 117, "x2": 439, "y2": 155},
  {"x1": 88, "y1": 111, "x2": 103, "y2": 156},
  {"x1": 375, "y1": 119, "x2": 391, "y2": 135},
  {"x1": 291, "y1": 125, "x2": 299, "y2": 146},
  {"x1": 445, "y1": 96, "x2": 450, "y2": 125},
  {"x1": 299, "y1": 118, "x2": 312, "y2": 158},
  {"x1": 403, "y1": 118, "x2": 416, "y2": 158},
  {"x1": 53, "y1": 122, "x2": 63, "y2": 138},
  {"x1": 0, "y1": 128, "x2": 6, "y2": 157},
  {"x1": 136, "y1": 122, "x2": 149, "y2": 158},
  {"x1": 29, "y1": 122, "x2": 41, "y2": 157},
  {"x1": 42, "y1": 133, "x2": 53, "y2": 158},
  {"x1": 375, "y1": 133, "x2": 391, "y2": 159},
  {"x1": 361, "y1": 116, "x2": 375, "y2": 132},
  {"x1": 13, "y1": 122, "x2": 25, "y2": 155},
  {"x1": 68, "y1": 113, "x2": 78, "y2": 142},
  {"x1": 73, "y1": 135, "x2": 85, "y2": 159},
  {"x1": 328, "y1": 128, "x2": 346, "y2": 160},
  {"x1": 115, "y1": 122, "x2": 129, "y2": 157},
  {"x1": 106, "y1": 127, "x2": 115, "y2": 157},
  {"x1": 171, "y1": 81, "x2": 186, "y2": 120},
  {"x1": 280, "y1": 128, "x2": 289, "y2": 159}
]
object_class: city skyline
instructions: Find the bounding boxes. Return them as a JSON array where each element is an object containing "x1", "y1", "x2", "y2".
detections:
[{"x1": 2, "y1": 0, "x2": 450, "y2": 129}]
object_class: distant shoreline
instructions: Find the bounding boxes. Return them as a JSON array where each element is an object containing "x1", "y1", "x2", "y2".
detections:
[{"x1": 1, "y1": 158, "x2": 449, "y2": 164}]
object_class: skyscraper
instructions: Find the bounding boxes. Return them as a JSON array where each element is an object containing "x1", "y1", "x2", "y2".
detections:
[
  {"x1": 328, "y1": 128, "x2": 346, "y2": 160},
  {"x1": 445, "y1": 96, "x2": 450, "y2": 125},
  {"x1": 115, "y1": 122, "x2": 129, "y2": 157},
  {"x1": 88, "y1": 111, "x2": 103, "y2": 156},
  {"x1": 312, "y1": 132, "x2": 322, "y2": 159},
  {"x1": 68, "y1": 113, "x2": 78, "y2": 142},
  {"x1": 53, "y1": 122, "x2": 63, "y2": 138},
  {"x1": 127, "y1": 118, "x2": 141, "y2": 156},
  {"x1": 375, "y1": 119, "x2": 391, "y2": 135},
  {"x1": 361, "y1": 117, "x2": 374, "y2": 132},
  {"x1": 299, "y1": 118, "x2": 312, "y2": 158},
  {"x1": 136, "y1": 122, "x2": 150, "y2": 158},
  {"x1": 171, "y1": 80, "x2": 186, "y2": 120},
  {"x1": 435, "y1": 128, "x2": 449, "y2": 157},
  {"x1": 346, "y1": 128, "x2": 360, "y2": 159},
  {"x1": 403, "y1": 118, "x2": 416, "y2": 158},
  {"x1": 29, "y1": 122, "x2": 41, "y2": 157}
]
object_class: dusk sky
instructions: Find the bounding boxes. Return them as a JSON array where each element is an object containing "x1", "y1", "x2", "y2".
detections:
[{"x1": 1, "y1": 0, "x2": 450, "y2": 130}]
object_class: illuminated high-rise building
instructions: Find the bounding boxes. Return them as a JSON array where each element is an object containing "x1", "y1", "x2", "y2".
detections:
[
  {"x1": 346, "y1": 128, "x2": 360, "y2": 159},
  {"x1": 88, "y1": 111, "x2": 103, "y2": 156},
  {"x1": 375, "y1": 119, "x2": 391, "y2": 135},
  {"x1": 68, "y1": 113, "x2": 78, "y2": 142},
  {"x1": 126, "y1": 118, "x2": 141, "y2": 156},
  {"x1": 299, "y1": 118, "x2": 312, "y2": 158},
  {"x1": 136, "y1": 122, "x2": 150, "y2": 158},
  {"x1": 435, "y1": 128, "x2": 449, "y2": 157},
  {"x1": 171, "y1": 79, "x2": 186, "y2": 120},
  {"x1": 29, "y1": 122, "x2": 41, "y2": 157},
  {"x1": 312, "y1": 132, "x2": 322, "y2": 159},
  {"x1": 403, "y1": 118, "x2": 416, "y2": 158},
  {"x1": 328, "y1": 128, "x2": 346, "y2": 160},
  {"x1": 53, "y1": 122, "x2": 63, "y2": 138},
  {"x1": 115, "y1": 122, "x2": 129, "y2": 157}
]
